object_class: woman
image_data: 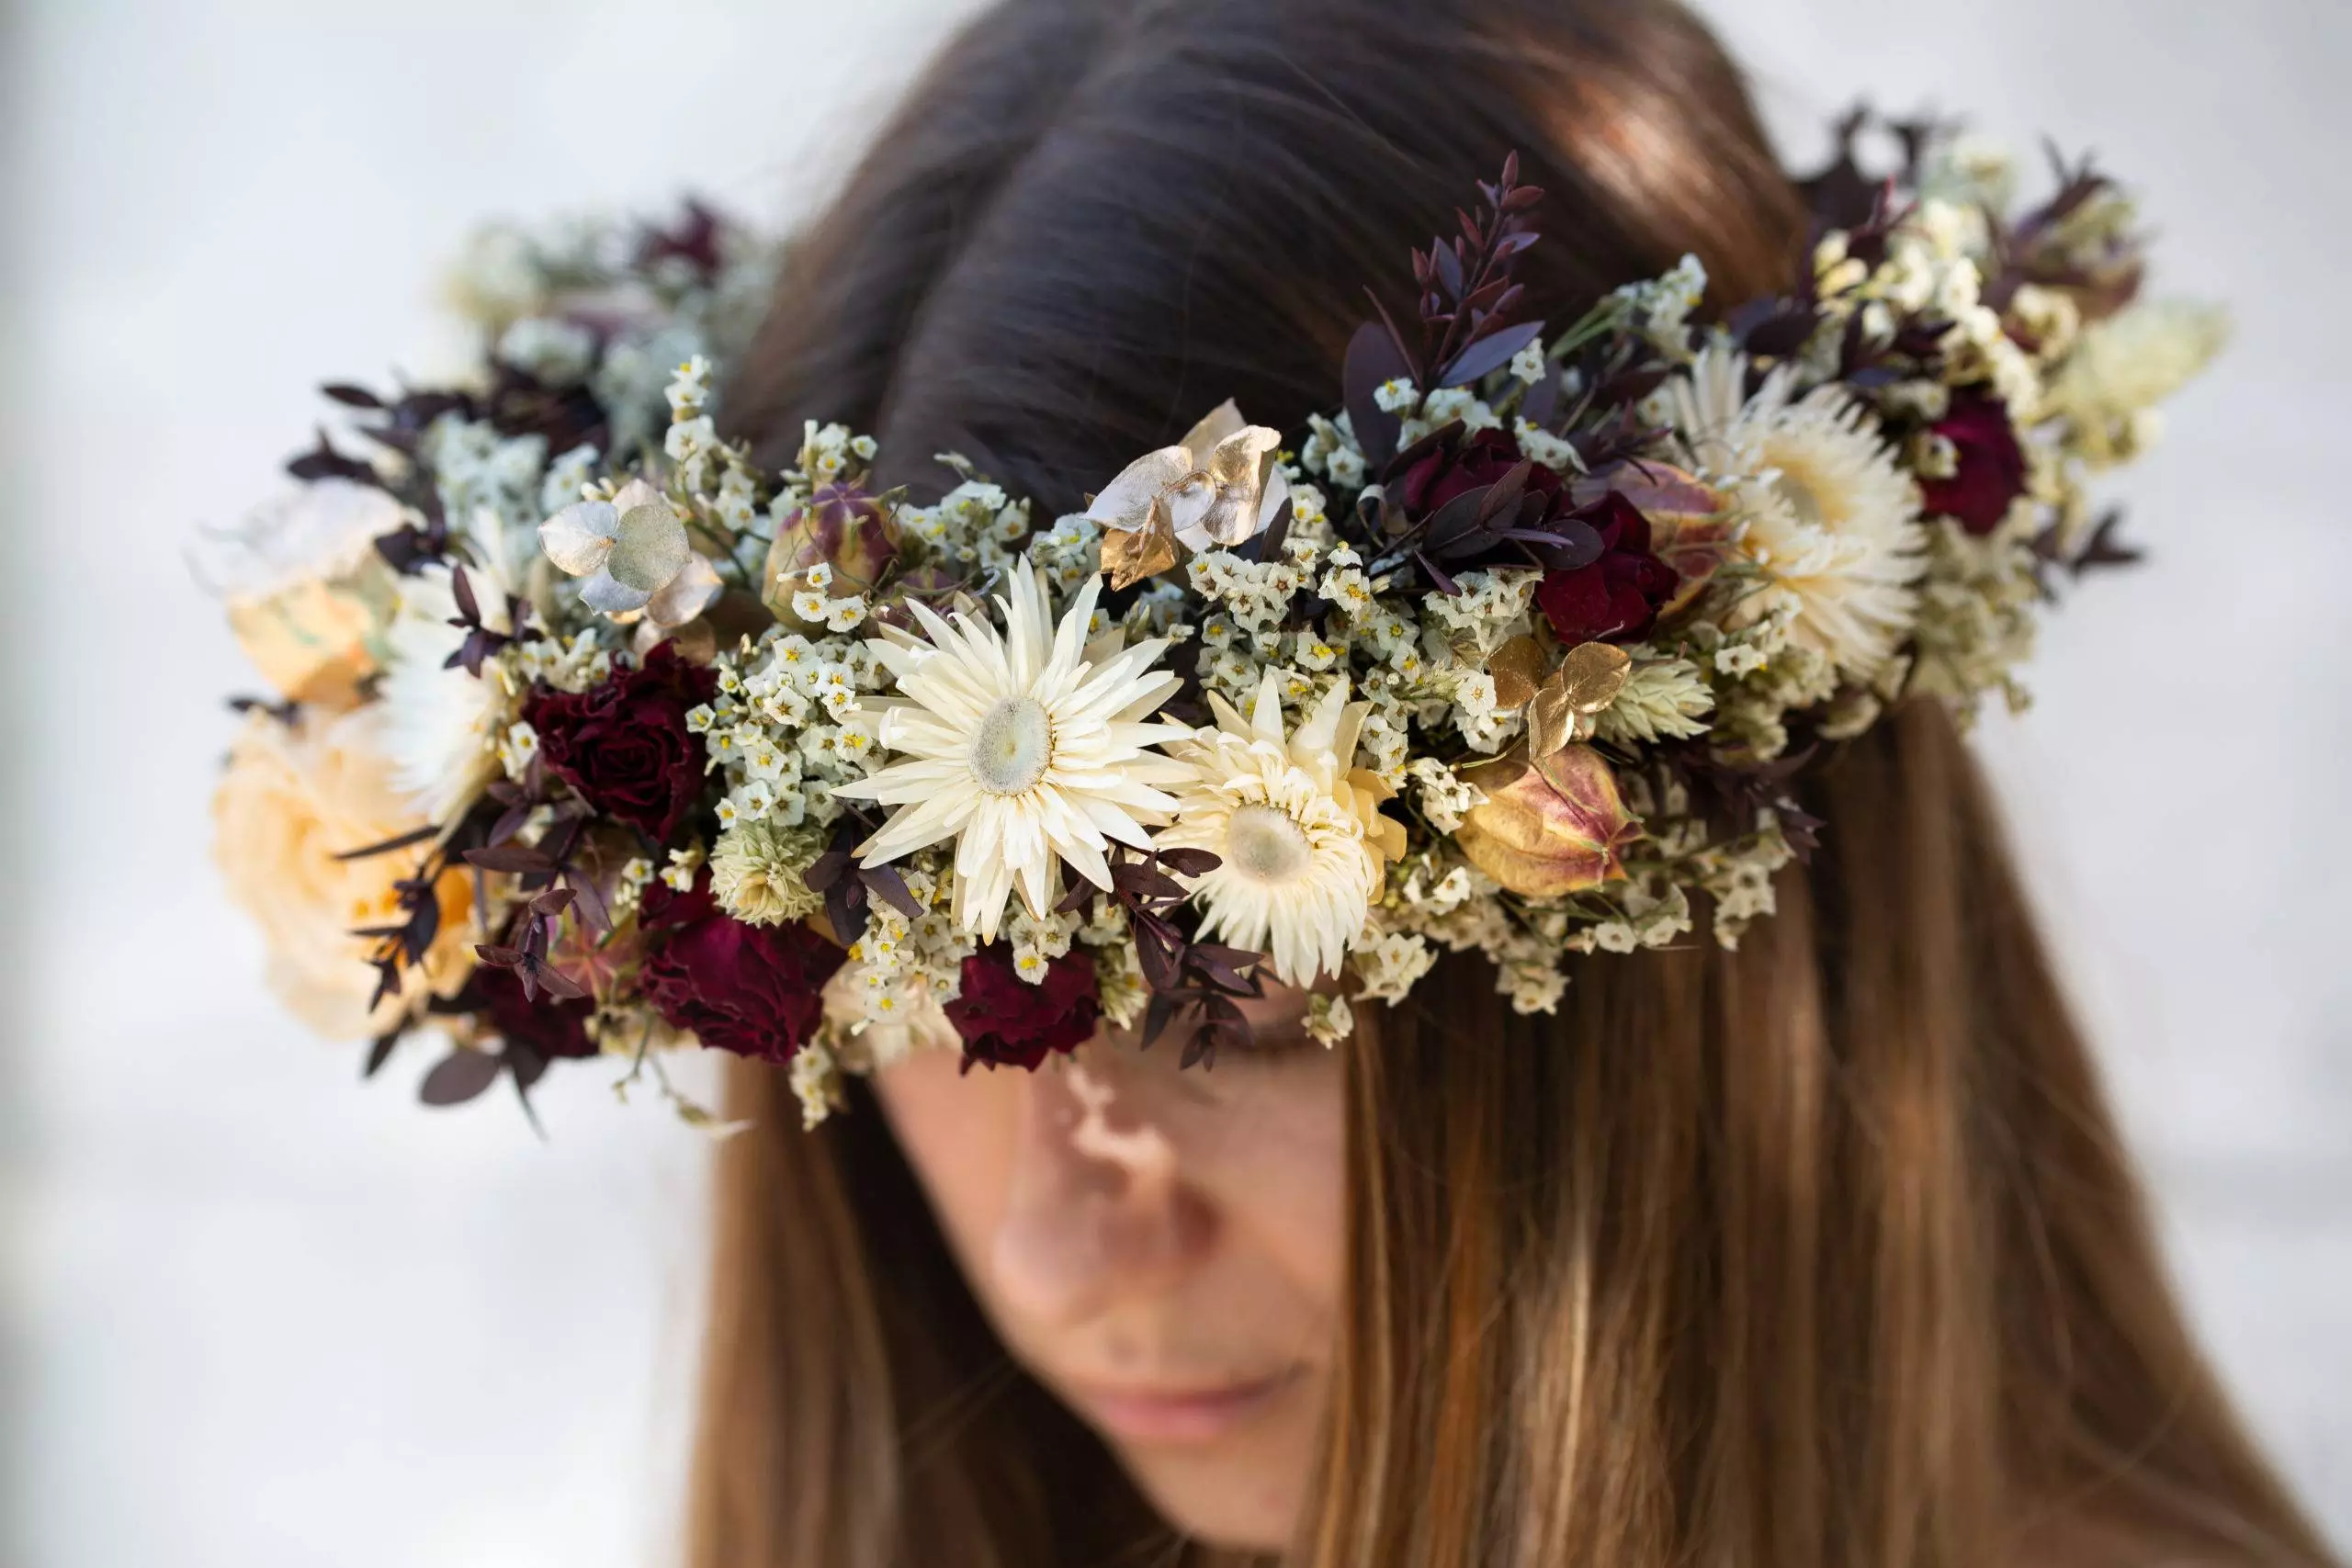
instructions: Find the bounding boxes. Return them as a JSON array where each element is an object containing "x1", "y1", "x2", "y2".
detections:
[{"x1": 679, "y1": 2, "x2": 2338, "y2": 1565}]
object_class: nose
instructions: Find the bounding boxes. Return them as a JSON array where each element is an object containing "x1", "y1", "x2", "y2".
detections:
[{"x1": 987, "y1": 1053, "x2": 1214, "y2": 1329}]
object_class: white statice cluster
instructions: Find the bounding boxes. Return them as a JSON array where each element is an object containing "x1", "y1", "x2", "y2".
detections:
[{"x1": 691, "y1": 626, "x2": 888, "y2": 835}]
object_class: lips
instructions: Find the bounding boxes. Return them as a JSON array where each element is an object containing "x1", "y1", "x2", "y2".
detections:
[{"x1": 1060, "y1": 1366, "x2": 1303, "y2": 1446}]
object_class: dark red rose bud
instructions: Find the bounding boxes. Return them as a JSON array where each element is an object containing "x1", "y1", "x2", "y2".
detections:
[
  {"x1": 1396, "y1": 428, "x2": 1569, "y2": 516},
  {"x1": 469, "y1": 964, "x2": 598, "y2": 1062},
  {"x1": 1532, "y1": 491, "x2": 1679, "y2": 645},
  {"x1": 944, "y1": 945, "x2": 1101, "y2": 1072},
  {"x1": 523, "y1": 643, "x2": 716, "y2": 841},
  {"x1": 638, "y1": 877, "x2": 843, "y2": 1064},
  {"x1": 1917, "y1": 392, "x2": 2028, "y2": 536}
]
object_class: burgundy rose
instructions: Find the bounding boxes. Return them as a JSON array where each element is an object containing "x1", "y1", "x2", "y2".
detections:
[
  {"x1": 524, "y1": 643, "x2": 716, "y2": 840},
  {"x1": 1396, "y1": 427, "x2": 1570, "y2": 519},
  {"x1": 638, "y1": 878, "x2": 844, "y2": 1064},
  {"x1": 944, "y1": 945, "x2": 1101, "y2": 1072},
  {"x1": 468, "y1": 964, "x2": 598, "y2": 1062},
  {"x1": 1917, "y1": 392, "x2": 2028, "y2": 536},
  {"x1": 1532, "y1": 491, "x2": 1679, "y2": 645}
]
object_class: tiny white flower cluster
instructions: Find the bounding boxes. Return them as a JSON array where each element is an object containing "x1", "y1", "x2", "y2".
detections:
[
  {"x1": 692, "y1": 626, "x2": 889, "y2": 831},
  {"x1": 840, "y1": 865, "x2": 972, "y2": 1054}
]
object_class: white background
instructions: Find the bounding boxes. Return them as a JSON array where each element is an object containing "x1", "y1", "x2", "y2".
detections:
[{"x1": 3, "y1": 1, "x2": 2344, "y2": 1562}]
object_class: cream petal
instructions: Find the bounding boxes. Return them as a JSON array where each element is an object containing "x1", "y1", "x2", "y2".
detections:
[
  {"x1": 538, "y1": 500, "x2": 619, "y2": 575},
  {"x1": 1246, "y1": 667, "x2": 1286, "y2": 742}
]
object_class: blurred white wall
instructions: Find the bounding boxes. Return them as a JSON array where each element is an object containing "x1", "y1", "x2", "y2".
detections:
[{"x1": 2, "y1": 2, "x2": 2343, "y2": 1564}]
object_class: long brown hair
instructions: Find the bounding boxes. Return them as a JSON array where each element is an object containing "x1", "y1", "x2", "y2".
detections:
[{"x1": 686, "y1": 2, "x2": 2339, "y2": 1563}]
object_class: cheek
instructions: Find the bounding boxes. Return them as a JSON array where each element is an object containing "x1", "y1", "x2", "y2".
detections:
[
  {"x1": 1182, "y1": 1058, "x2": 1348, "y2": 1311},
  {"x1": 869, "y1": 1048, "x2": 1021, "y2": 1280}
]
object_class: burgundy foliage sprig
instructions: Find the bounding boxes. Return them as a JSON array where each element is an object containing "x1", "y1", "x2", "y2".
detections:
[{"x1": 1059, "y1": 846, "x2": 1265, "y2": 1068}]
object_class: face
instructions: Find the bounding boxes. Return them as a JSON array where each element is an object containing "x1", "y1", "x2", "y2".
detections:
[{"x1": 871, "y1": 986, "x2": 1345, "y2": 1551}]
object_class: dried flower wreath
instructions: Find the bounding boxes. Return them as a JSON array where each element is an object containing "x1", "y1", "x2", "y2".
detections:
[{"x1": 206, "y1": 118, "x2": 2222, "y2": 1126}]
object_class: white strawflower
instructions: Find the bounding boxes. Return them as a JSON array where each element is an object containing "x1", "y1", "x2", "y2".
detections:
[
  {"x1": 832, "y1": 562, "x2": 1193, "y2": 942},
  {"x1": 1159, "y1": 670, "x2": 1402, "y2": 987},
  {"x1": 1668, "y1": 345, "x2": 1925, "y2": 680},
  {"x1": 377, "y1": 563, "x2": 516, "y2": 824}
]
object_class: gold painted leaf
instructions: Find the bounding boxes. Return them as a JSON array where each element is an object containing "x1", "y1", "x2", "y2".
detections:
[
  {"x1": 1489, "y1": 635, "x2": 1548, "y2": 710},
  {"x1": 1555, "y1": 641, "x2": 1632, "y2": 713},
  {"x1": 1100, "y1": 503, "x2": 1180, "y2": 590}
]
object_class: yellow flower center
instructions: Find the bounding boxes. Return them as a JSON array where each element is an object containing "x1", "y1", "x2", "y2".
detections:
[
  {"x1": 970, "y1": 696, "x2": 1054, "y2": 794},
  {"x1": 1226, "y1": 804, "x2": 1312, "y2": 885}
]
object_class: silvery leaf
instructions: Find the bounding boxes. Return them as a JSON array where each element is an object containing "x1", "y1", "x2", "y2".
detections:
[
  {"x1": 539, "y1": 499, "x2": 620, "y2": 575},
  {"x1": 1085, "y1": 446, "x2": 1193, "y2": 533},
  {"x1": 580, "y1": 568, "x2": 654, "y2": 615},
  {"x1": 605, "y1": 499, "x2": 692, "y2": 592}
]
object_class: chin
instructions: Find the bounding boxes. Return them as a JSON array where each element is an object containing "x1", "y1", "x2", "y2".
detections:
[{"x1": 1084, "y1": 1369, "x2": 1325, "y2": 1552}]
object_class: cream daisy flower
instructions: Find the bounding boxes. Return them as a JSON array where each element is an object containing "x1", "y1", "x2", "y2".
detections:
[
  {"x1": 378, "y1": 561, "x2": 518, "y2": 824},
  {"x1": 1668, "y1": 345, "x2": 1926, "y2": 680},
  {"x1": 832, "y1": 561, "x2": 1193, "y2": 942},
  {"x1": 1159, "y1": 669, "x2": 1406, "y2": 987}
]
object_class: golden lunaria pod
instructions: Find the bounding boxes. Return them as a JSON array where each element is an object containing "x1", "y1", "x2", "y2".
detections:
[
  {"x1": 1453, "y1": 745, "x2": 1637, "y2": 898},
  {"x1": 1488, "y1": 635, "x2": 1549, "y2": 711}
]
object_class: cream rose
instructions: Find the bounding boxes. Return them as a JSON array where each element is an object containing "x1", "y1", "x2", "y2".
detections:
[{"x1": 212, "y1": 708, "x2": 475, "y2": 1040}]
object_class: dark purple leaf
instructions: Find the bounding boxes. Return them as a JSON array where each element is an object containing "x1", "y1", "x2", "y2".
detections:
[
  {"x1": 859, "y1": 863, "x2": 923, "y2": 919},
  {"x1": 1343, "y1": 320, "x2": 1411, "y2": 470},
  {"x1": 1441, "y1": 319, "x2": 1544, "y2": 388},
  {"x1": 1154, "y1": 847, "x2": 1222, "y2": 877},
  {"x1": 419, "y1": 1049, "x2": 503, "y2": 1107},
  {"x1": 362, "y1": 1027, "x2": 404, "y2": 1079},
  {"x1": 321, "y1": 382, "x2": 383, "y2": 409},
  {"x1": 333, "y1": 824, "x2": 439, "y2": 862},
  {"x1": 465, "y1": 843, "x2": 557, "y2": 874}
]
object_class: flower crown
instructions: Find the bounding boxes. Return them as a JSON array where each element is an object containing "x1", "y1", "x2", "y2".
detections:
[{"x1": 207, "y1": 118, "x2": 2222, "y2": 1125}]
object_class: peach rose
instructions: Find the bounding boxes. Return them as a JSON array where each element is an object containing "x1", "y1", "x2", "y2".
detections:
[{"x1": 212, "y1": 709, "x2": 474, "y2": 1040}]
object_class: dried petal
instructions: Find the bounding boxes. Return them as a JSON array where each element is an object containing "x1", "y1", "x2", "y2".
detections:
[
  {"x1": 642, "y1": 552, "x2": 724, "y2": 629},
  {"x1": 1453, "y1": 747, "x2": 1636, "y2": 897}
]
